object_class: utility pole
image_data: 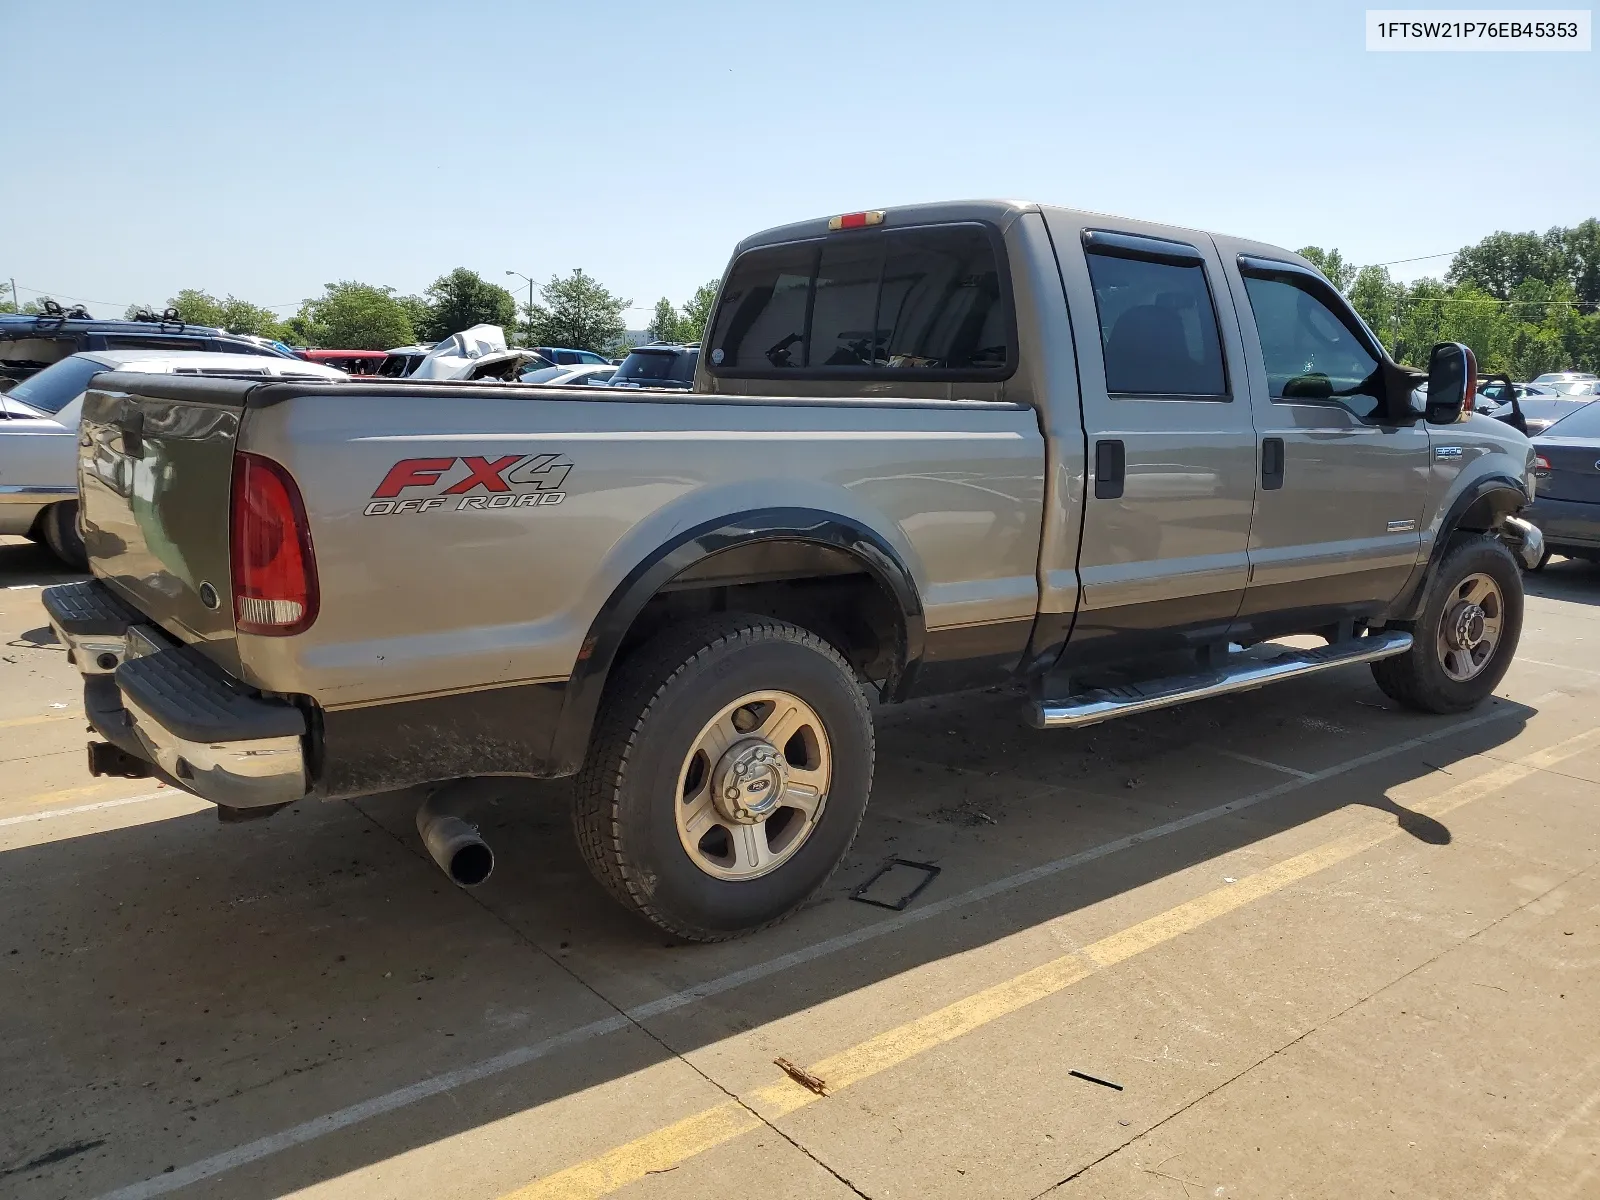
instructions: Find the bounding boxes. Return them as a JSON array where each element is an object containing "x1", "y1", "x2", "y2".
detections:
[
  {"x1": 506, "y1": 271, "x2": 535, "y2": 344},
  {"x1": 8, "y1": 278, "x2": 17, "y2": 314}
]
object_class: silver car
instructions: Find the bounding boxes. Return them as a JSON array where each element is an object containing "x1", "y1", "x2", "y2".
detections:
[{"x1": 0, "y1": 349, "x2": 346, "y2": 566}]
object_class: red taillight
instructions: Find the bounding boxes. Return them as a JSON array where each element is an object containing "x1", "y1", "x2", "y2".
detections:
[
  {"x1": 1534, "y1": 454, "x2": 1552, "y2": 477},
  {"x1": 230, "y1": 452, "x2": 318, "y2": 636}
]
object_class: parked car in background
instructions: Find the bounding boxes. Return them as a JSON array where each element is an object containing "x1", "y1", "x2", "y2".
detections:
[
  {"x1": 1524, "y1": 400, "x2": 1600, "y2": 567},
  {"x1": 608, "y1": 343, "x2": 699, "y2": 390},
  {"x1": 1533, "y1": 371, "x2": 1598, "y2": 386},
  {"x1": 0, "y1": 350, "x2": 346, "y2": 567},
  {"x1": 517, "y1": 363, "x2": 617, "y2": 386},
  {"x1": 1491, "y1": 394, "x2": 1595, "y2": 436},
  {"x1": 1548, "y1": 379, "x2": 1599, "y2": 398},
  {"x1": 532, "y1": 346, "x2": 612, "y2": 366},
  {"x1": 376, "y1": 344, "x2": 436, "y2": 377},
  {"x1": 0, "y1": 310, "x2": 295, "y2": 389},
  {"x1": 1475, "y1": 380, "x2": 1555, "y2": 413},
  {"x1": 298, "y1": 348, "x2": 386, "y2": 375}
]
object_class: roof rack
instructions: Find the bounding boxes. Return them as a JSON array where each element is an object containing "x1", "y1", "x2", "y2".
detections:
[{"x1": 127, "y1": 306, "x2": 189, "y2": 332}]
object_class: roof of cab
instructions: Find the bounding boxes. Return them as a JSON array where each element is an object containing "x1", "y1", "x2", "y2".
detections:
[{"x1": 731, "y1": 198, "x2": 1312, "y2": 277}]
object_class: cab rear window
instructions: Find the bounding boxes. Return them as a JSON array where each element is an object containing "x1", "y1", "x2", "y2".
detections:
[{"x1": 707, "y1": 223, "x2": 1014, "y2": 380}]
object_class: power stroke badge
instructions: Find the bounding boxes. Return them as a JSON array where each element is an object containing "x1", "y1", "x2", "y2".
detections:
[{"x1": 364, "y1": 454, "x2": 572, "y2": 516}]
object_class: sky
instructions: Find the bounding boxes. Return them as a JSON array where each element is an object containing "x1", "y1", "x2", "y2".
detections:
[{"x1": 3, "y1": 0, "x2": 1596, "y2": 323}]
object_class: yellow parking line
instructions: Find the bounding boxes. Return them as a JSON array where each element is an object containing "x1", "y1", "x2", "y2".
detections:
[
  {"x1": 0, "y1": 712, "x2": 81, "y2": 730},
  {"x1": 1, "y1": 779, "x2": 145, "y2": 812},
  {"x1": 504, "y1": 726, "x2": 1600, "y2": 1200}
]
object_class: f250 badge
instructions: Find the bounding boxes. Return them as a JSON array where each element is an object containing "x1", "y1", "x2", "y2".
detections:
[{"x1": 364, "y1": 454, "x2": 572, "y2": 516}]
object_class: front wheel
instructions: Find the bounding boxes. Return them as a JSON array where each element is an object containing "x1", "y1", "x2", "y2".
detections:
[
  {"x1": 573, "y1": 614, "x2": 874, "y2": 941},
  {"x1": 1371, "y1": 534, "x2": 1523, "y2": 714}
]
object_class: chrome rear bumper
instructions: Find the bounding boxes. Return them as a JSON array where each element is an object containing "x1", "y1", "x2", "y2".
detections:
[{"x1": 43, "y1": 580, "x2": 309, "y2": 808}]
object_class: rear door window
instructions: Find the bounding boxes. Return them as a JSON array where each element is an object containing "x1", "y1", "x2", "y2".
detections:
[
  {"x1": 1084, "y1": 242, "x2": 1227, "y2": 398},
  {"x1": 99, "y1": 334, "x2": 210, "y2": 353},
  {"x1": 0, "y1": 336, "x2": 75, "y2": 372},
  {"x1": 707, "y1": 223, "x2": 1013, "y2": 379}
]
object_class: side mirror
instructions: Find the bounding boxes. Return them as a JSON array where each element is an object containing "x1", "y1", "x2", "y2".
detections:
[{"x1": 1425, "y1": 342, "x2": 1476, "y2": 425}]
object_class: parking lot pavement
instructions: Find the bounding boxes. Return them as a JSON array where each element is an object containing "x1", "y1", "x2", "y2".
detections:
[{"x1": 2, "y1": 534, "x2": 1598, "y2": 1200}]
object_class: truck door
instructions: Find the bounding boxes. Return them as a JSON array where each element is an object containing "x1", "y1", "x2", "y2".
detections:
[
  {"x1": 1044, "y1": 217, "x2": 1259, "y2": 667},
  {"x1": 1219, "y1": 251, "x2": 1430, "y2": 638}
]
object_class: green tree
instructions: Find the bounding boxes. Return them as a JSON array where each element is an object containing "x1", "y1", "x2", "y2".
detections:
[
  {"x1": 1446, "y1": 230, "x2": 1556, "y2": 301},
  {"x1": 525, "y1": 269, "x2": 629, "y2": 353},
  {"x1": 144, "y1": 289, "x2": 286, "y2": 339},
  {"x1": 1, "y1": 281, "x2": 20, "y2": 313},
  {"x1": 396, "y1": 295, "x2": 432, "y2": 343},
  {"x1": 418, "y1": 268, "x2": 517, "y2": 341},
  {"x1": 679, "y1": 279, "x2": 719, "y2": 342},
  {"x1": 1348, "y1": 265, "x2": 1405, "y2": 354},
  {"x1": 286, "y1": 281, "x2": 415, "y2": 350},
  {"x1": 646, "y1": 297, "x2": 683, "y2": 344},
  {"x1": 1549, "y1": 218, "x2": 1600, "y2": 312},
  {"x1": 1295, "y1": 246, "x2": 1357, "y2": 293}
]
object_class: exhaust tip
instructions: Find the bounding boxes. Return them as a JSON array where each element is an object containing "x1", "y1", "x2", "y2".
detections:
[
  {"x1": 448, "y1": 840, "x2": 494, "y2": 887},
  {"x1": 416, "y1": 800, "x2": 495, "y2": 888}
]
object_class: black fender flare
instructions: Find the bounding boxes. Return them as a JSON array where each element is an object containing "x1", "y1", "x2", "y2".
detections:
[
  {"x1": 1388, "y1": 474, "x2": 1528, "y2": 622},
  {"x1": 547, "y1": 507, "x2": 926, "y2": 774}
]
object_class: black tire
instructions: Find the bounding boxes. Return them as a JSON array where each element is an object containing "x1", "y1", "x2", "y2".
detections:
[
  {"x1": 39, "y1": 500, "x2": 87, "y2": 569},
  {"x1": 572, "y1": 613, "x2": 874, "y2": 942},
  {"x1": 1371, "y1": 534, "x2": 1523, "y2": 714}
]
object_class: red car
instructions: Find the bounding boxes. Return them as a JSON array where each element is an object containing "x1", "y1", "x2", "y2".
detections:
[{"x1": 296, "y1": 348, "x2": 386, "y2": 376}]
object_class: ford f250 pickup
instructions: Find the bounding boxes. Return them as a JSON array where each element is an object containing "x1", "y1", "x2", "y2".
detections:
[{"x1": 44, "y1": 200, "x2": 1543, "y2": 941}]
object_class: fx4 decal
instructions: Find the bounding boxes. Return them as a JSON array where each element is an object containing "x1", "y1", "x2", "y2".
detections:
[{"x1": 365, "y1": 454, "x2": 572, "y2": 516}]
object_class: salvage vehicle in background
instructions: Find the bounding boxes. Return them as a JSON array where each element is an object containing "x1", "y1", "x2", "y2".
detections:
[
  {"x1": 1, "y1": 350, "x2": 347, "y2": 567},
  {"x1": 298, "y1": 348, "x2": 386, "y2": 375},
  {"x1": 0, "y1": 307, "x2": 294, "y2": 389},
  {"x1": 45, "y1": 200, "x2": 1540, "y2": 942},
  {"x1": 377, "y1": 343, "x2": 435, "y2": 377}
]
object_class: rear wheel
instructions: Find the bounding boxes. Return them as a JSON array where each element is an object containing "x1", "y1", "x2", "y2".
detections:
[
  {"x1": 39, "y1": 500, "x2": 86, "y2": 569},
  {"x1": 573, "y1": 614, "x2": 874, "y2": 941},
  {"x1": 1372, "y1": 534, "x2": 1523, "y2": 713}
]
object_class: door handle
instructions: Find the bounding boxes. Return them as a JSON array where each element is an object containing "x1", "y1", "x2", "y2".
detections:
[
  {"x1": 1093, "y1": 439, "x2": 1124, "y2": 499},
  {"x1": 1261, "y1": 437, "x2": 1284, "y2": 490}
]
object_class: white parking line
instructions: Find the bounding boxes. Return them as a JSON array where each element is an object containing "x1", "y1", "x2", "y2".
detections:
[
  {"x1": 0, "y1": 791, "x2": 172, "y2": 828},
  {"x1": 1519, "y1": 658, "x2": 1600, "y2": 679},
  {"x1": 1213, "y1": 748, "x2": 1316, "y2": 779},
  {"x1": 92, "y1": 706, "x2": 1515, "y2": 1200}
]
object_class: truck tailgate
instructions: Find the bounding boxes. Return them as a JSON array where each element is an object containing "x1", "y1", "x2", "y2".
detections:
[{"x1": 78, "y1": 373, "x2": 251, "y2": 674}]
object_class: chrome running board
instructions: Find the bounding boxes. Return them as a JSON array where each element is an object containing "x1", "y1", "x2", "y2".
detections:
[{"x1": 1030, "y1": 630, "x2": 1413, "y2": 730}]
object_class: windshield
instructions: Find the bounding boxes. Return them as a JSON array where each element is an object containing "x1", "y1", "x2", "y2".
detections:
[
  {"x1": 1551, "y1": 380, "x2": 1598, "y2": 396},
  {"x1": 4, "y1": 354, "x2": 109, "y2": 415},
  {"x1": 614, "y1": 350, "x2": 677, "y2": 381}
]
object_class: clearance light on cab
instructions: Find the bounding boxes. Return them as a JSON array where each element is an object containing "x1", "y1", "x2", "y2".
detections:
[
  {"x1": 231, "y1": 452, "x2": 320, "y2": 636},
  {"x1": 827, "y1": 210, "x2": 884, "y2": 231}
]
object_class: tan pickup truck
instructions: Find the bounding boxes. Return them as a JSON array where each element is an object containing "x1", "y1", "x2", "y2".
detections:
[{"x1": 44, "y1": 200, "x2": 1542, "y2": 940}]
